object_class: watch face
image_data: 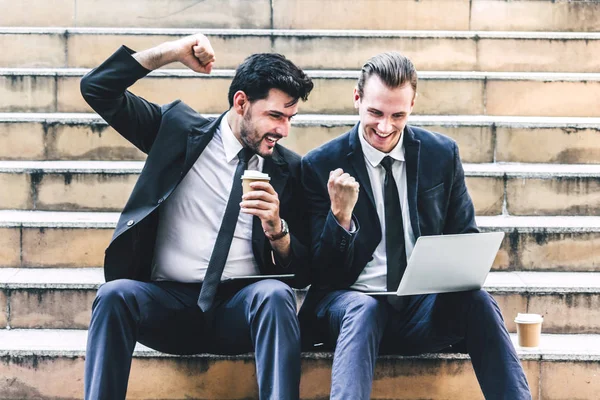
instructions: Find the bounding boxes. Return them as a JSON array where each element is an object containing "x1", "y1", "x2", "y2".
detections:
[{"x1": 281, "y1": 218, "x2": 289, "y2": 233}]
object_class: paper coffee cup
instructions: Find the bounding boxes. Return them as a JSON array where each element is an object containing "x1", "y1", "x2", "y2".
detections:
[
  {"x1": 241, "y1": 170, "x2": 270, "y2": 194},
  {"x1": 514, "y1": 313, "x2": 543, "y2": 349}
]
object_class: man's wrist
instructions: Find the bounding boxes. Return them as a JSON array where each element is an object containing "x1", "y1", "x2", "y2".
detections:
[
  {"x1": 156, "y1": 41, "x2": 181, "y2": 66},
  {"x1": 265, "y1": 218, "x2": 289, "y2": 241},
  {"x1": 332, "y1": 211, "x2": 352, "y2": 230}
]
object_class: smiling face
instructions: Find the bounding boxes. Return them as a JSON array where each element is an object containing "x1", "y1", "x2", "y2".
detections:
[
  {"x1": 354, "y1": 75, "x2": 415, "y2": 153},
  {"x1": 233, "y1": 88, "x2": 298, "y2": 158}
]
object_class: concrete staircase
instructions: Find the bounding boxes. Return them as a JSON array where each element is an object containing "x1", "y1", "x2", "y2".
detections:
[{"x1": 1, "y1": 0, "x2": 599, "y2": 398}]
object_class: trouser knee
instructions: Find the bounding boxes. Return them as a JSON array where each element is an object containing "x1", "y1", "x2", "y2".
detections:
[{"x1": 92, "y1": 279, "x2": 140, "y2": 317}]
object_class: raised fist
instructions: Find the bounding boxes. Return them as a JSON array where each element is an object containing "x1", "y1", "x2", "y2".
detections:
[
  {"x1": 327, "y1": 168, "x2": 359, "y2": 230},
  {"x1": 175, "y1": 33, "x2": 216, "y2": 74}
]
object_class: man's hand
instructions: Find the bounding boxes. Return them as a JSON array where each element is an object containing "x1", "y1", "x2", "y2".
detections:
[
  {"x1": 241, "y1": 181, "x2": 291, "y2": 260},
  {"x1": 133, "y1": 33, "x2": 215, "y2": 73},
  {"x1": 240, "y1": 181, "x2": 282, "y2": 237},
  {"x1": 328, "y1": 168, "x2": 359, "y2": 230},
  {"x1": 174, "y1": 33, "x2": 216, "y2": 74}
]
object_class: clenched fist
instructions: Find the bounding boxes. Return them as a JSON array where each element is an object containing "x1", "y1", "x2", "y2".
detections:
[
  {"x1": 175, "y1": 33, "x2": 216, "y2": 74},
  {"x1": 328, "y1": 168, "x2": 359, "y2": 230}
]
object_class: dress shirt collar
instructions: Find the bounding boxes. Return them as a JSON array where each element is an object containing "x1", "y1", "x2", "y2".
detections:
[
  {"x1": 358, "y1": 123, "x2": 405, "y2": 168},
  {"x1": 220, "y1": 111, "x2": 262, "y2": 165}
]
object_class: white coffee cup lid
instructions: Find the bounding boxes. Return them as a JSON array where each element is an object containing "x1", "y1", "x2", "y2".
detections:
[
  {"x1": 514, "y1": 313, "x2": 543, "y2": 324},
  {"x1": 241, "y1": 170, "x2": 270, "y2": 180}
]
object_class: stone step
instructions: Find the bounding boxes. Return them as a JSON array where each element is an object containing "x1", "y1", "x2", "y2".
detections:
[
  {"x1": 3, "y1": 28, "x2": 600, "y2": 73},
  {"x1": 463, "y1": 163, "x2": 600, "y2": 216},
  {"x1": 0, "y1": 329, "x2": 598, "y2": 399},
  {"x1": 1, "y1": 0, "x2": 598, "y2": 32},
  {"x1": 1, "y1": 161, "x2": 600, "y2": 217},
  {"x1": 2, "y1": 114, "x2": 600, "y2": 164},
  {"x1": 2, "y1": 69, "x2": 600, "y2": 117},
  {"x1": 469, "y1": 0, "x2": 600, "y2": 33},
  {"x1": 0, "y1": 211, "x2": 598, "y2": 272},
  {"x1": 1, "y1": 268, "x2": 599, "y2": 335}
]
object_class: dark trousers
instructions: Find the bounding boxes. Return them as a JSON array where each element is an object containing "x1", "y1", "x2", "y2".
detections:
[
  {"x1": 84, "y1": 279, "x2": 301, "y2": 400},
  {"x1": 308, "y1": 289, "x2": 532, "y2": 400}
]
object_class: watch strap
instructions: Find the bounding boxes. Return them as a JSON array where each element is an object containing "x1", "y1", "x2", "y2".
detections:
[{"x1": 264, "y1": 218, "x2": 289, "y2": 241}]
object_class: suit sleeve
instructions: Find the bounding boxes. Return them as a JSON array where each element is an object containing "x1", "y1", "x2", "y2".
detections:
[
  {"x1": 276, "y1": 171, "x2": 311, "y2": 288},
  {"x1": 257, "y1": 161, "x2": 311, "y2": 289},
  {"x1": 80, "y1": 46, "x2": 164, "y2": 154},
  {"x1": 271, "y1": 226, "x2": 311, "y2": 289},
  {"x1": 302, "y1": 157, "x2": 359, "y2": 286},
  {"x1": 443, "y1": 142, "x2": 479, "y2": 234}
]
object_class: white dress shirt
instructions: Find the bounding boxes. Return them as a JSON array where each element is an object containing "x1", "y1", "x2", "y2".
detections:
[
  {"x1": 350, "y1": 124, "x2": 416, "y2": 292},
  {"x1": 151, "y1": 113, "x2": 264, "y2": 282}
]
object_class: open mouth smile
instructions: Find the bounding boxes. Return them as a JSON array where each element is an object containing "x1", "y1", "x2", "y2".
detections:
[
  {"x1": 264, "y1": 134, "x2": 281, "y2": 146},
  {"x1": 373, "y1": 130, "x2": 394, "y2": 139}
]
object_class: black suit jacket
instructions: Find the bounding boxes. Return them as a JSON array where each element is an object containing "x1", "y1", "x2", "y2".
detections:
[
  {"x1": 299, "y1": 124, "x2": 479, "y2": 334},
  {"x1": 80, "y1": 46, "x2": 309, "y2": 288}
]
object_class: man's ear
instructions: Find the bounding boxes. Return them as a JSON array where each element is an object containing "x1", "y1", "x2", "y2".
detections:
[
  {"x1": 232, "y1": 90, "x2": 248, "y2": 115},
  {"x1": 353, "y1": 87, "x2": 361, "y2": 109}
]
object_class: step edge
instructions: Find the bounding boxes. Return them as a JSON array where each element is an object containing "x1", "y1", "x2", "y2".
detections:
[{"x1": 3, "y1": 27, "x2": 600, "y2": 40}]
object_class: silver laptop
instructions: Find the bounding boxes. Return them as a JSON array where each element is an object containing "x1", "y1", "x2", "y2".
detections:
[{"x1": 368, "y1": 232, "x2": 505, "y2": 296}]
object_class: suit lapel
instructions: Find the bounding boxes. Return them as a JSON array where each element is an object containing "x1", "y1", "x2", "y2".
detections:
[
  {"x1": 252, "y1": 146, "x2": 289, "y2": 269},
  {"x1": 346, "y1": 125, "x2": 383, "y2": 240},
  {"x1": 181, "y1": 112, "x2": 225, "y2": 179},
  {"x1": 347, "y1": 125, "x2": 377, "y2": 210},
  {"x1": 403, "y1": 126, "x2": 422, "y2": 238},
  {"x1": 262, "y1": 148, "x2": 289, "y2": 197}
]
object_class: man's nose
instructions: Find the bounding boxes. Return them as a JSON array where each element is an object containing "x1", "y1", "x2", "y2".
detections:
[
  {"x1": 276, "y1": 121, "x2": 290, "y2": 138},
  {"x1": 377, "y1": 119, "x2": 392, "y2": 134}
]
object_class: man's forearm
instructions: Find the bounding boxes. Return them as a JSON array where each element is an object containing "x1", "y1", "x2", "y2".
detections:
[
  {"x1": 133, "y1": 41, "x2": 180, "y2": 71},
  {"x1": 270, "y1": 235, "x2": 292, "y2": 263}
]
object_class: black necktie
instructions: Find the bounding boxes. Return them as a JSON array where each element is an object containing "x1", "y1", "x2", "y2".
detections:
[
  {"x1": 198, "y1": 147, "x2": 253, "y2": 312},
  {"x1": 380, "y1": 156, "x2": 408, "y2": 310}
]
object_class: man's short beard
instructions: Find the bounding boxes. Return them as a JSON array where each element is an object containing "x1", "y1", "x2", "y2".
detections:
[{"x1": 239, "y1": 108, "x2": 271, "y2": 158}]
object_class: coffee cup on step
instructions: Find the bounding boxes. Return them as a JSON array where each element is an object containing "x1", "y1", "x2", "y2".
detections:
[
  {"x1": 241, "y1": 170, "x2": 271, "y2": 195},
  {"x1": 514, "y1": 313, "x2": 543, "y2": 349}
]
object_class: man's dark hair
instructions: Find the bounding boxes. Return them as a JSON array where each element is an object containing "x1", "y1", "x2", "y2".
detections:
[
  {"x1": 357, "y1": 52, "x2": 418, "y2": 98},
  {"x1": 228, "y1": 53, "x2": 313, "y2": 107}
]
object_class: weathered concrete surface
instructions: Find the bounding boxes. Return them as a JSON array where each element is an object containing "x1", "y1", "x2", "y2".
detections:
[
  {"x1": 9, "y1": 289, "x2": 95, "y2": 329},
  {"x1": 21, "y1": 228, "x2": 112, "y2": 268},
  {"x1": 0, "y1": 228, "x2": 20, "y2": 267}
]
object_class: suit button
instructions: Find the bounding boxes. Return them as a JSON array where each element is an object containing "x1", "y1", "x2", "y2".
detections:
[
  {"x1": 126, "y1": 220, "x2": 134, "y2": 227},
  {"x1": 158, "y1": 198, "x2": 163, "y2": 204}
]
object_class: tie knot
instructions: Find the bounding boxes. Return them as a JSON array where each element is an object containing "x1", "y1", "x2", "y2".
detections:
[
  {"x1": 380, "y1": 156, "x2": 394, "y2": 173},
  {"x1": 237, "y1": 147, "x2": 254, "y2": 164}
]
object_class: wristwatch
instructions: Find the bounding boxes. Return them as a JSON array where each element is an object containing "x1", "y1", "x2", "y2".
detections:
[{"x1": 264, "y1": 218, "x2": 289, "y2": 241}]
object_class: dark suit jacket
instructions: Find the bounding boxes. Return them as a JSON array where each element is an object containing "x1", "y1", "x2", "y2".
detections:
[
  {"x1": 80, "y1": 46, "x2": 309, "y2": 288},
  {"x1": 299, "y1": 124, "x2": 479, "y2": 337}
]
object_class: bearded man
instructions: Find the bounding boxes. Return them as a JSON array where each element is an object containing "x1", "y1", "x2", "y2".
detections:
[{"x1": 80, "y1": 33, "x2": 313, "y2": 400}]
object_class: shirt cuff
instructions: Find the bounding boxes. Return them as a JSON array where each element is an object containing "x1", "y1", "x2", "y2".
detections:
[
  {"x1": 333, "y1": 214, "x2": 358, "y2": 235},
  {"x1": 347, "y1": 220, "x2": 357, "y2": 233}
]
